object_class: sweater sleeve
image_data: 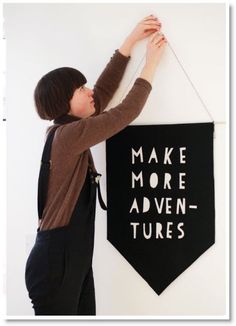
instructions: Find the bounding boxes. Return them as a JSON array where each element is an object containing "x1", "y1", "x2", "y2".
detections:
[
  {"x1": 92, "y1": 49, "x2": 131, "y2": 116},
  {"x1": 54, "y1": 78, "x2": 152, "y2": 155}
]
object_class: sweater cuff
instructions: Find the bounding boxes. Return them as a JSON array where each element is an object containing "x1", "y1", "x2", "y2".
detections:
[
  {"x1": 114, "y1": 49, "x2": 131, "y2": 61},
  {"x1": 134, "y1": 78, "x2": 152, "y2": 92}
]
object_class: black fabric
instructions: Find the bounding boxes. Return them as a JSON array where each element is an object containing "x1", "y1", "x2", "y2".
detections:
[
  {"x1": 25, "y1": 117, "x2": 104, "y2": 315},
  {"x1": 37, "y1": 127, "x2": 58, "y2": 221},
  {"x1": 26, "y1": 167, "x2": 98, "y2": 315},
  {"x1": 95, "y1": 174, "x2": 107, "y2": 210},
  {"x1": 106, "y1": 123, "x2": 215, "y2": 295}
]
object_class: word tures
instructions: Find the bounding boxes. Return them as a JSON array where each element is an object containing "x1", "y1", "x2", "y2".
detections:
[{"x1": 130, "y1": 222, "x2": 185, "y2": 239}]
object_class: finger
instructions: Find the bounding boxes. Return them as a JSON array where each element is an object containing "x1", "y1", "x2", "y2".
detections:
[
  {"x1": 144, "y1": 28, "x2": 161, "y2": 35},
  {"x1": 143, "y1": 18, "x2": 160, "y2": 24},
  {"x1": 154, "y1": 35, "x2": 166, "y2": 44},
  {"x1": 144, "y1": 24, "x2": 161, "y2": 32},
  {"x1": 143, "y1": 14, "x2": 156, "y2": 20},
  {"x1": 143, "y1": 22, "x2": 161, "y2": 27},
  {"x1": 144, "y1": 26, "x2": 161, "y2": 34},
  {"x1": 155, "y1": 38, "x2": 167, "y2": 48},
  {"x1": 159, "y1": 34, "x2": 167, "y2": 42},
  {"x1": 150, "y1": 30, "x2": 159, "y2": 40},
  {"x1": 151, "y1": 32, "x2": 164, "y2": 43},
  {"x1": 144, "y1": 26, "x2": 161, "y2": 33},
  {"x1": 158, "y1": 40, "x2": 167, "y2": 49},
  {"x1": 143, "y1": 15, "x2": 159, "y2": 22}
]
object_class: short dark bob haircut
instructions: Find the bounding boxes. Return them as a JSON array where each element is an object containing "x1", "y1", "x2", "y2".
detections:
[{"x1": 34, "y1": 67, "x2": 87, "y2": 120}]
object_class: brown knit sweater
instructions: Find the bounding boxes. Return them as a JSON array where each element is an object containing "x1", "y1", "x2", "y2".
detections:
[{"x1": 39, "y1": 49, "x2": 152, "y2": 230}]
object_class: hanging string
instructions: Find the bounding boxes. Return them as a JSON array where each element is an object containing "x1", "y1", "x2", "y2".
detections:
[
  {"x1": 119, "y1": 36, "x2": 217, "y2": 123},
  {"x1": 167, "y1": 41, "x2": 214, "y2": 122}
]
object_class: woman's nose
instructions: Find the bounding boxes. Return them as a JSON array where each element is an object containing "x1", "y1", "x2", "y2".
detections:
[{"x1": 87, "y1": 88, "x2": 94, "y2": 97}]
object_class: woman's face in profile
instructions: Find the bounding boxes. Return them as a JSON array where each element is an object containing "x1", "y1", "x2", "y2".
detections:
[{"x1": 69, "y1": 84, "x2": 95, "y2": 118}]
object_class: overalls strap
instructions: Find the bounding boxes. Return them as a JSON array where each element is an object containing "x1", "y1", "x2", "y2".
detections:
[
  {"x1": 37, "y1": 128, "x2": 58, "y2": 220},
  {"x1": 90, "y1": 172, "x2": 107, "y2": 210}
]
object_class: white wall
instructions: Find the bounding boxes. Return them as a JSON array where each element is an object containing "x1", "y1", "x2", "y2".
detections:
[{"x1": 5, "y1": 3, "x2": 228, "y2": 317}]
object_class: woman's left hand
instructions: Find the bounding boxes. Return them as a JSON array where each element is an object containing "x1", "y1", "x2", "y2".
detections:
[{"x1": 127, "y1": 15, "x2": 162, "y2": 44}]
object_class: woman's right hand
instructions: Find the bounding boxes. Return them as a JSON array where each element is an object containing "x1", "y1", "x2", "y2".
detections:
[
  {"x1": 139, "y1": 32, "x2": 167, "y2": 84},
  {"x1": 146, "y1": 31, "x2": 167, "y2": 67}
]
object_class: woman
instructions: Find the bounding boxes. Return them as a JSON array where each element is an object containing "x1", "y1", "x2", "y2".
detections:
[{"x1": 25, "y1": 15, "x2": 167, "y2": 315}]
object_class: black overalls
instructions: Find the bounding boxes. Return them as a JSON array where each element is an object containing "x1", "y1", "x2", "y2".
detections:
[{"x1": 25, "y1": 127, "x2": 106, "y2": 315}]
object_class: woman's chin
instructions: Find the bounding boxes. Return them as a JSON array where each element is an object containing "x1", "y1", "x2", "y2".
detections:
[{"x1": 91, "y1": 104, "x2": 96, "y2": 114}]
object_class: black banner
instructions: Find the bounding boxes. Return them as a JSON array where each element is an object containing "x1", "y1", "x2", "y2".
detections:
[{"x1": 106, "y1": 123, "x2": 215, "y2": 295}]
